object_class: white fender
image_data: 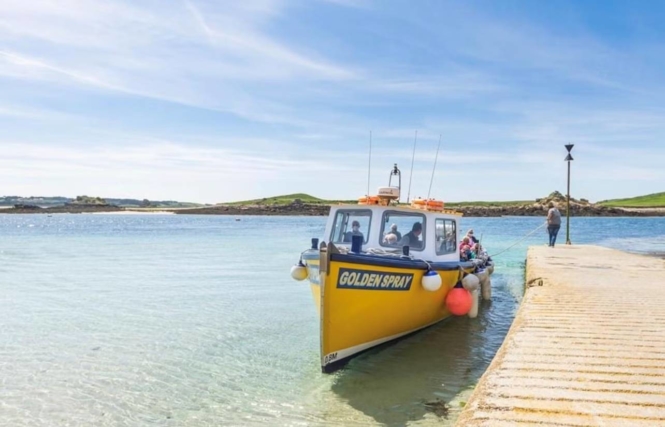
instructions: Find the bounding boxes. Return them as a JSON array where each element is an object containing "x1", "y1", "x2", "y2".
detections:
[
  {"x1": 475, "y1": 268, "x2": 488, "y2": 282},
  {"x1": 290, "y1": 263, "x2": 308, "y2": 281},
  {"x1": 481, "y1": 275, "x2": 492, "y2": 300},
  {"x1": 462, "y1": 274, "x2": 480, "y2": 292},
  {"x1": 422, "y1": 270, "x2": 442, "y2": 292},
  {"x1": 468, "y1": 289, "x2": 480, "y2": 318}
]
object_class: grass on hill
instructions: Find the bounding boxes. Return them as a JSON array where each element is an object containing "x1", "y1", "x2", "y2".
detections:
[
  {"x1": 597, "y1": 192, "x2": 665, "y2": 208},
  {"x1": 225, "y1": 193, "x2": 356, "y2": 206}
]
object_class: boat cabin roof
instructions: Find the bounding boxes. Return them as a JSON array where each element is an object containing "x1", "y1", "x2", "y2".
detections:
[{"x1": 324, "y1": 203, "x2": 463, "y2": 262}]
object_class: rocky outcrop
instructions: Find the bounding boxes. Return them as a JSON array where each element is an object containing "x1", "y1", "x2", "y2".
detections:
[
  {"x1": 13, "y1": 204, "x2": 41, "y2": 210},
  {"x1": 67, "y1": 195, "x2": 110, "y2": 206},
  {"x1": 453, "y1": 191, "x2": 663, "y2": 217},
  {"x1": 535, "y1": 191, "x2": 592, "y2": 208},
  {"x1": 2, "y1": 195, "x2": 121, "y2": 214}
]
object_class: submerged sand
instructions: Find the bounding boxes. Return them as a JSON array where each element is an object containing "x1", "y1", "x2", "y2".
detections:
[{"x1": 87, "y1": 211, "x2": 175, "y2": 215}]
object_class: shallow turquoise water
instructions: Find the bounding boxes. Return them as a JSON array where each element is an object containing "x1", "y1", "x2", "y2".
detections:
[{"x1": 1, "y1": 214, "x2": 664, "y2": 426}]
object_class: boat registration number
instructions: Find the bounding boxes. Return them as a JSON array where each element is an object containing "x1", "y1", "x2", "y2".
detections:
[{"x1": 323, "y1": 352, "x2": 338, "y2": 364}]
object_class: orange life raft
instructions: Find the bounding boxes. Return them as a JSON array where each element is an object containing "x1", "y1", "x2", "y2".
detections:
[{"x1": 411, "y1": 198, "x2": 445, "y2": 211}]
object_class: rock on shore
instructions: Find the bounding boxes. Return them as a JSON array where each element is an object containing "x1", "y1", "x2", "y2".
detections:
[
  {"x1": 456, "y1": 204, "x2": 657, "y2": 217},
  {"x1": 453, "y1": 191, "x2": 663, "y2": 217}
]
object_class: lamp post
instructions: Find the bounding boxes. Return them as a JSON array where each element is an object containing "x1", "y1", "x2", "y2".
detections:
[{"x1": 564, "y1": 144, "x2": 574, "y2": 245}]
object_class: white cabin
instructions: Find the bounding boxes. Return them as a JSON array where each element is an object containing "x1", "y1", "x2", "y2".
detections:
[{"x1": 323, "y1": 203, "x2": 462, "y2": 262}]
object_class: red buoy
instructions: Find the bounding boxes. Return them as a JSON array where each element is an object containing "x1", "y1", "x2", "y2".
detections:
[{"x1": 445, "y1": 288, "x2": 473, "y2": 316}]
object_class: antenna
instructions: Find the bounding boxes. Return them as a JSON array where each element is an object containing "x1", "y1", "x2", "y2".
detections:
[
  {"x1": 406, "y1": 130, "x2": 417, "y2": 203},
  {"x1": 426, "y1": 134, "x2": 442, "y2": 200},
  {"x1": 367, "y1": 131, "x2": 372, "y2": 197},
  {"x1": 388, "y1": 163, "x2": 401, "y2": 203}
]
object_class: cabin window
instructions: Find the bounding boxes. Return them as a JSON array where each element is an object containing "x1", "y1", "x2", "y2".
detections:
[
  {"x1": 435, "y1": 219, "x2": 457, "y2": 255},
  {"x1": 330, "y1": 210, "x2": 371, "y2": 244},
  {"x1": 379, "y1": 211, "x2": 426, "y2": 251}
]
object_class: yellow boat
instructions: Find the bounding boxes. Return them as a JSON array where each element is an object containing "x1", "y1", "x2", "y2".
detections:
[{"x1": 290, "y1": 165, "x2": 495, "y2": 373}]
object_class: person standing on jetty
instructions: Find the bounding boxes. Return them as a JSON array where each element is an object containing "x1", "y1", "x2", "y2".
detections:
[{"x1": 546, "y1": 202, "x2": 562, "y2": 247}]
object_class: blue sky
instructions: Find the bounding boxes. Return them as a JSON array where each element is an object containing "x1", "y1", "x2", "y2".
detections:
[{"x1": 1, "y1": 0, "x2": 664, "y2": 203}]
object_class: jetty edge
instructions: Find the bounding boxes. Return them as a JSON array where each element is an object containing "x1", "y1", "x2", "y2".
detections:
[{"x1": 455, "y1": 244, "x2": 665, "y2": 426}]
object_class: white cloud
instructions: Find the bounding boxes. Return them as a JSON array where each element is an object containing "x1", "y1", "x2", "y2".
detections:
[
  {"x1": 369, "y1": 74, "x2": 503, "y2": 97},
  {"x1": 0, "y1": 104, "x2": 79, "y2": 122},
  {"x1": 184, "y1": 0, "x2": 355, "y2": 81},
  {"x1": 0, "y1": 0, "x2": 358, "y2": 127},
  {"x1": 0, "y1": 139, "x2": 366, "y2": 202}
]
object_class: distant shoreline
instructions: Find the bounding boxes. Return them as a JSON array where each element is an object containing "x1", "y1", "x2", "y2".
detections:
[
  {"x1": 0, "y1": 205, "x2": 124, "y2": 214},
  {"x1": 168, "y1": 204, "x2": 665, "y2": 217},
  {"x1": 2, "y1": 203, "x2": 665, "y2": 217},
  {"x1": 170, "y1": 201, "x2": 665, "y2": 217}
]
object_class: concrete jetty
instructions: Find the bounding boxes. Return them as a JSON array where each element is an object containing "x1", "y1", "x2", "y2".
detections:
[{"x1": 456, "y1": 245, "x2": 665, "y2": 426}]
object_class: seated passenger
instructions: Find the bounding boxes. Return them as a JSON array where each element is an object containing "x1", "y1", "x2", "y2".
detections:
[
  {"x1": 343, "y1": 220, "x2": 364, "y2": 243},
  {"x1": 384, "y1": 233, "x2": 398, "y2": 245},
  {"x1": 388, "y1": 224, "x2": 402, "y2": 240},
  {"x1": 466, "y1": 229, "x2": 479, "y2": 244},
  {"x1": 398, "y1": 222, "x2": 423, "y2": 248},
  {"x1": 459, "y1": 236, "x2": 471, "y2": 250},
  {"x1": 460, "y1": 244, "x2": 472, "y2": 261},
  {"x1": 445, "y1": 232, "x2": 456, "y2": 252}
]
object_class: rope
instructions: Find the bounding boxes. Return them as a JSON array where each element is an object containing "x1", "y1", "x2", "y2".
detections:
[
  {"x1": 336, "y1": 245, "x2": 433, "y2": 267},
  {"x1": 489, "y1": 222, "x2": 547, "y2": 258},
  {"x1": 365, "y1": 247, "x2": 404, "y2": 257},
  {"x1": 337, "y1": 246, "x2": 404, "y2": 257}
]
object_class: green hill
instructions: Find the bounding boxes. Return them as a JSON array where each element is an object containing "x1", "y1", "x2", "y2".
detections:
[
  {"x1": 224, "y1": 193, "x2": 534, "y2": 207},
  {"x1": 225, "y1": 193, "x2": 356, "y2": 206},
  {"x1": 216, "y1": 191, "x2": 665, "y2": 209},
  {"x1": 0, "y1": 195, "x2": 203, "y2": 208},
  {"x1": 597, "y1": 192, "x2": 665, "y2": 208}
]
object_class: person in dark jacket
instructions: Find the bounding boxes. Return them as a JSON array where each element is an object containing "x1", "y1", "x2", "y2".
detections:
[
  {"x1": 466, "y1": 229, "x2": 479, "y2": 244},
  {"x1": 399, "y1": 222, "x2": 423, "y2": 248},
  {"x1": 343, "y1": 220, "x2": 364, "y2": 242}
]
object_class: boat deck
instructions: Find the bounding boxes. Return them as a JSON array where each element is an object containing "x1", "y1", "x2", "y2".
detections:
[{"x1": 455, "y1": 244, "x2": 665, "y2": 426}]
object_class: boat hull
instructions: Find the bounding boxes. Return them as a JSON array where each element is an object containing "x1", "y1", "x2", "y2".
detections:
[{"x1": 303, "y1": 248, "x2": 475, "y2": 373}]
